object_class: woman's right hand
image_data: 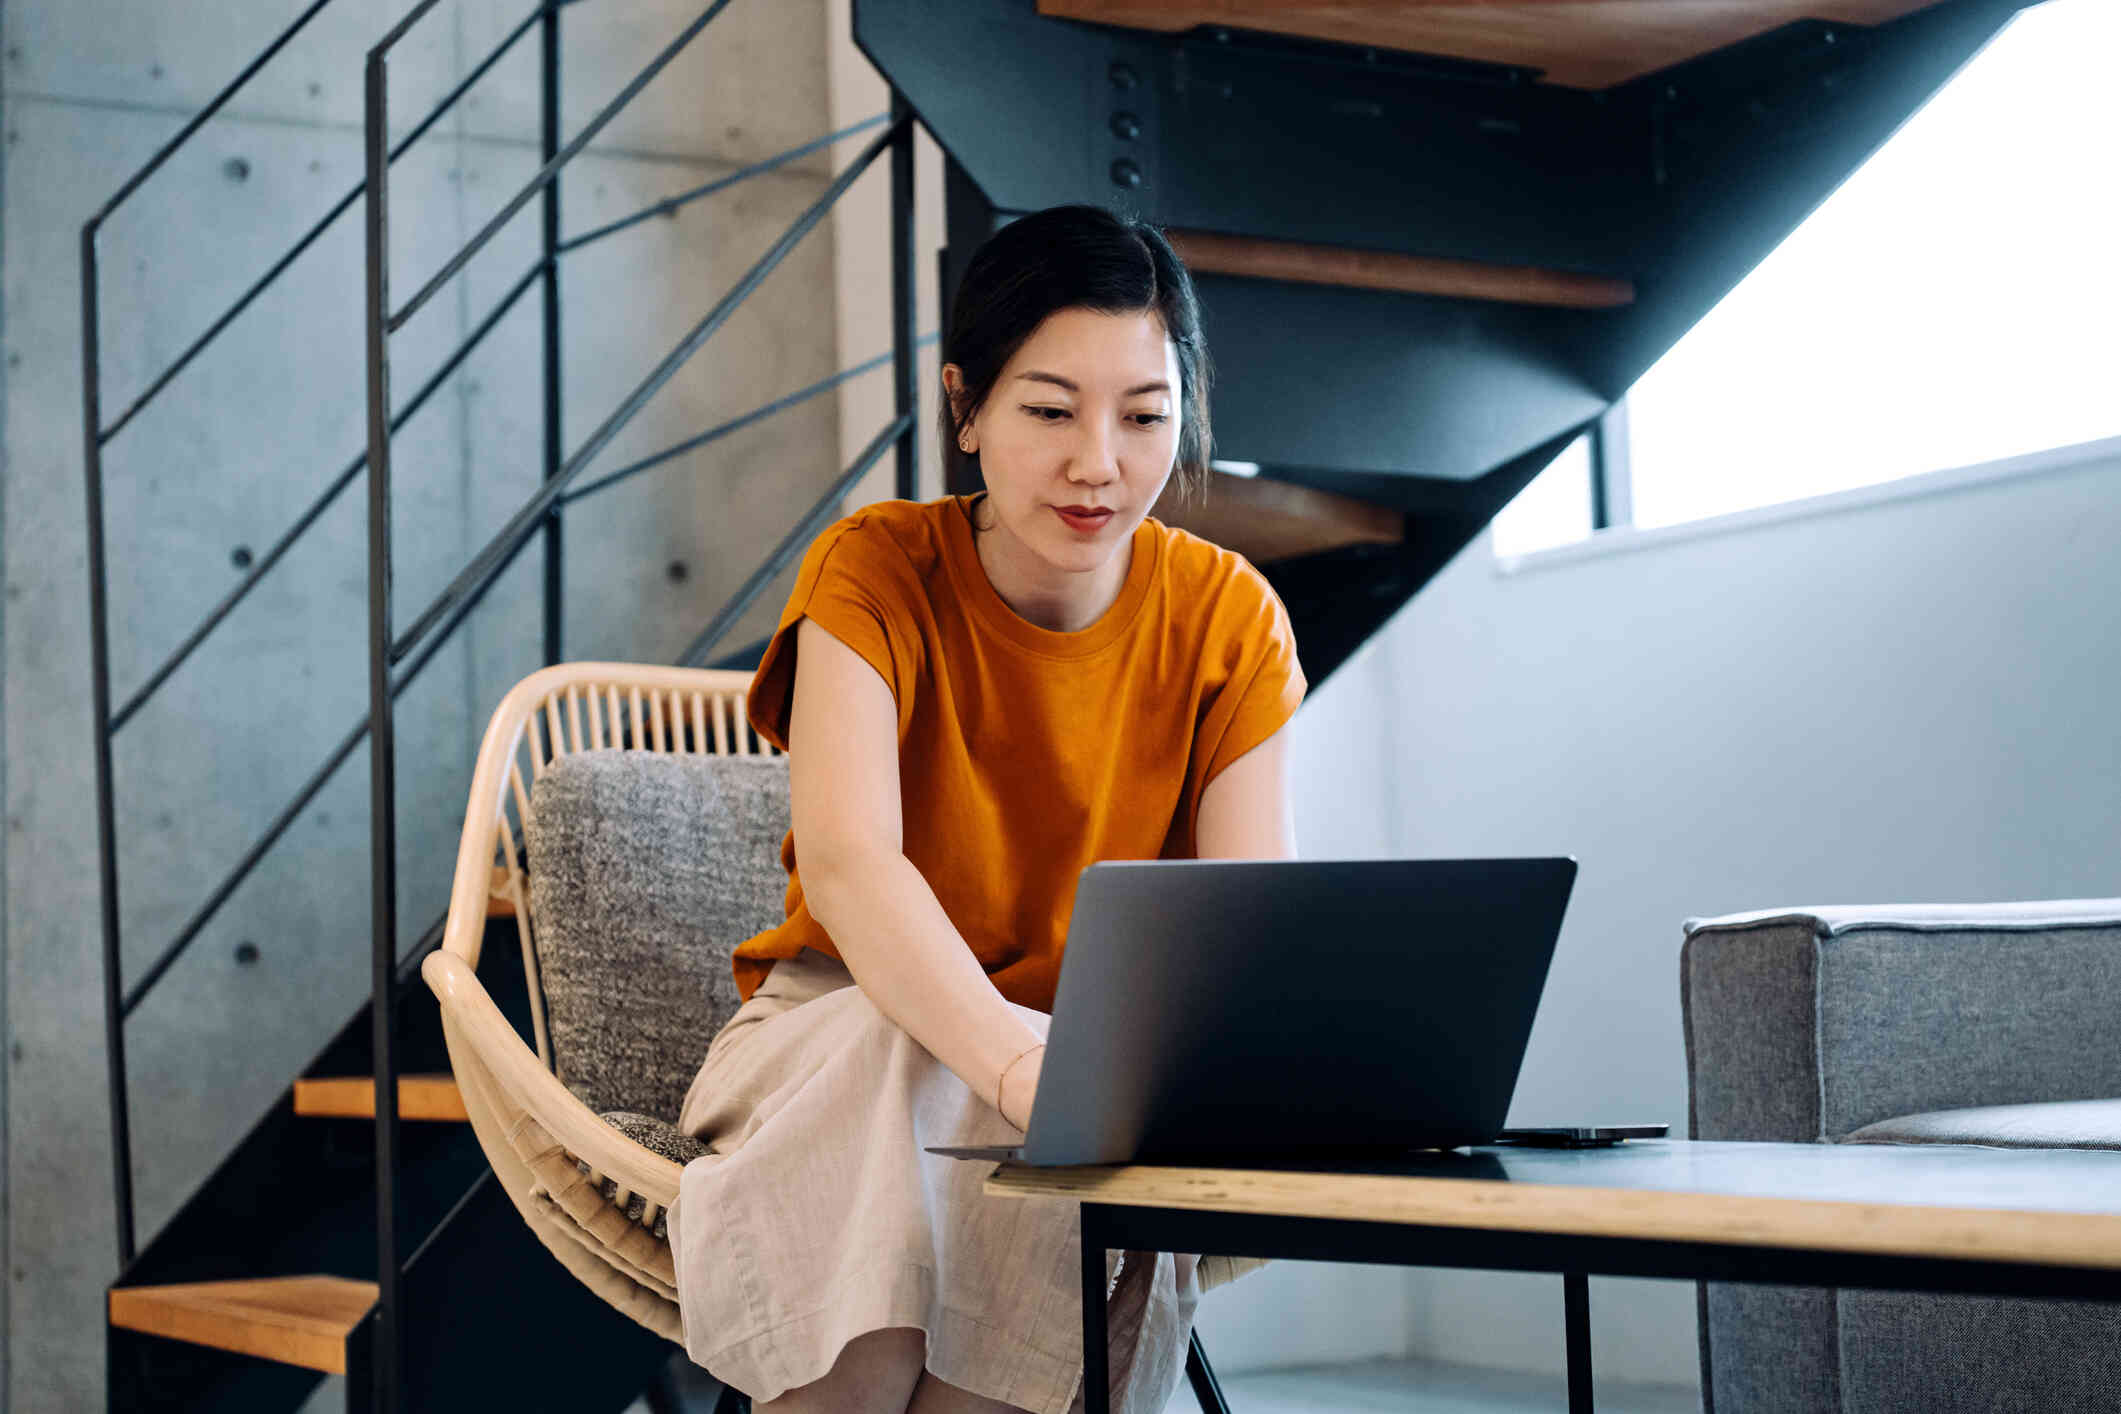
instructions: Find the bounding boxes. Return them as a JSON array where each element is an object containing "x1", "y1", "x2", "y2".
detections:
[{"x1": 997, "y1": 1044, "x2": 1045, "y2": 1133}]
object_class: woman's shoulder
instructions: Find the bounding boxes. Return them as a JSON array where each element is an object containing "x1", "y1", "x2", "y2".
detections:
[
  {"x1": 799, "y1": 496, "x2": 954, "y2": 584},
  {"x1": 1145, "y1": 513, "x2": 1290, "y2": 627}
]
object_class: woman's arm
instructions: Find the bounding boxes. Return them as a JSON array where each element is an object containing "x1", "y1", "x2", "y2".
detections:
[
  {"x1": 785, "y1": 616, "x2": 1048, "y2": 1127},
  {"x1": 1195, "y1": 724, "x2": 1298, "y2": 860}
]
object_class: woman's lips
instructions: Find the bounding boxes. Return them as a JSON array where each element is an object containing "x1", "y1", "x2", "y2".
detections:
[{"x1": 1054, "y1": 506, "x2": 1113, "y2": 532}]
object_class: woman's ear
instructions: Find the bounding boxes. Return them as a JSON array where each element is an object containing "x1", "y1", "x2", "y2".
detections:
[{"x1": 941, "y1": 364, "x2": 976, "y2": 454}]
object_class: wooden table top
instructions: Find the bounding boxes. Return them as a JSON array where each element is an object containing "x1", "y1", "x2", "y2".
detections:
[{"x1": 984, "y1": 1138, "x2": 2121, "y2": 1271}]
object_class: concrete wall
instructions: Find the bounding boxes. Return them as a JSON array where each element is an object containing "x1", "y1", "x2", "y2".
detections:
[
  {"x1": 1319, "y1": 434, "x2": 2121, "y2": 1391},
  {"x1": 1, "y1": 1, "x2": 847, "y2": 1405}
]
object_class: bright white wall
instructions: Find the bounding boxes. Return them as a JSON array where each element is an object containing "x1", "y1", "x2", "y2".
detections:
[{"x1": 1335, "y1": 435, "x2": 2121, "y2": 1387}]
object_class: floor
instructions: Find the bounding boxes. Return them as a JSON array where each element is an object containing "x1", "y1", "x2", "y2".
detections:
[
  {"x1": 632, "y1": 1354, "x2": 1703, "y2": 1411},
  {"x1": 1192, "y1": 1357, "x2": 1700, "y2": 1413}
]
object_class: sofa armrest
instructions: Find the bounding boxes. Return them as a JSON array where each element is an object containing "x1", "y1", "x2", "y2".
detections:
[{"x1": 1680, "y1": 900, "x2": 2121, "y2": 1142}]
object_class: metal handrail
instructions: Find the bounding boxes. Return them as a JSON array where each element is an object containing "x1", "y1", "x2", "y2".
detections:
[
  {"x1": 680, "y1": 411, "x2": 914, "y2": 668},
  {"x1": 391, "y1": 112, "x2": 910, "y2": 665},
  {"x1": 116, "y1": 326, "x2": 930, "y2": 1010},
  {"x1": 105, "y1": 109, "x2": 888, "y2": 735},
  {"x1": 556, "y1": 111, "x2": 887, "y2": 253},
  {"x1": 86, "y1": 3, "x2": 927, "y2": 1407},
  {"x1": 560, "y1": 333, "x2": 936, "y2": 506},
  {"x1": 84, "y1": 0, "x2": 362, "y2": 1277},
  {"x1": 85, "y1": 0, "x2": 339, "y2": 235},
  {"x1": 389, "y1": 0, "x2": 735, "y2": 334},
  {"x1": 110, "y1": 256, "x2": 546, "y2": 735},
  {"x1": 360, "y1": 3, "x2": 923, "y2": 1404},
  {"x1": 95, "y1": 1, "x2": 551, "y2": 449}
]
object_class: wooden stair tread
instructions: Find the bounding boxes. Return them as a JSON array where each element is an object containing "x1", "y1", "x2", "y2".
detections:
[
  {"x1": 1036, "y1": 1, "x2": 1948, "y2": 91},
  {"x1": 1153, "y1": 470, "x2": 1403, "y2": 565},
  {"x1": 1167, "y1": 228, "x2": 1634, "y2": 309},
  {"x1": 294, "y1": 1073, "x2": 468, "y2": 1122},
  {"x1": 109, "y1": 1275, "x2": 376, "y2": 1374}
]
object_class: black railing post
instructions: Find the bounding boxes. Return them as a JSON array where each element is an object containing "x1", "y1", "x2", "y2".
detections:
[
  {"x1": 540, "y1": 0, "x2": 564, "y2": 666},
  {"x1": 361, "y1": 48, "x2": 404, "y2": 1414},
  {"x1": 890, "y1": 90, "x2": 918, "y2": 502},
  {"x1": 81, "y1": 217, "x2": 136, "y2": 1270}
]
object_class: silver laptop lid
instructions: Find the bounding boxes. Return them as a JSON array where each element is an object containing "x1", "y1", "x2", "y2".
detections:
[{"x1": 1017, "y1": 857, "x2": 1576, "y2": 1165}]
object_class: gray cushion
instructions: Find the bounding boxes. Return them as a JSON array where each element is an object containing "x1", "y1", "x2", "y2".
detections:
[
  {"x1": 1685, "y1": 899, "x2": 2121, "y2": 937},
  {"x1": 1683, "y1": 899, "x2": 2121, "y2": 1139},
  {"x1": 587, "y1": 1111, "x2": 712, "y2": 1238},
  {"x1": 525, "y1": 750, "x2": 791, "y2": 1124},
  {"x1": 1841, "y1": 1097, "x2": 2121, "y2": 1151}
]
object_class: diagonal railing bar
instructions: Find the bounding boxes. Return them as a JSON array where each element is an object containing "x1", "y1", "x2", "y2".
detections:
[
  {"x1": 679, "y1": 411, "x2": 912, "y2": 668},
  {"x1": 119, "y1": 442, "x2": 550, "y2": 1018},
  {"x1": 556, "y1": 111, "x2": 889, "y2": 254},
  {"x1": 88, "y1": 0, "x2": 340, "y2": 229},
  {"x1": 110, "y1": 256, "x2": 549, "y2": 735},
  {"x1": 96, "y1": 0, "x2": 550, "y2": 448},
  {"x1": 560, "y1": 331, "x2": 937, "y2": 505},
  {"x1": 390, "y1": 112, "x2": 909, "y2": 665},
  {"x1": 372, "y1": 0, "x2": 447, "y2": 59},
  {"x1": 389, "y1": 0, "x2": 735, "y2": 335}
]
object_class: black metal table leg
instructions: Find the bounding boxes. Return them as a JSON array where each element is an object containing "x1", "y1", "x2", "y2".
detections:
[
  {"x1": 1563, "y1": 1270, "x2": 1593, "y2": 1413},
  {"x1": 1082, "y1": 1204, "x2": 1111, "y2": 1414}
]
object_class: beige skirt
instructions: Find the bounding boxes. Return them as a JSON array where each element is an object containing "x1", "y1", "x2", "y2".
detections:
[{"x1": 666, "y1": 949, "x2": 1263, "y2": 1412}]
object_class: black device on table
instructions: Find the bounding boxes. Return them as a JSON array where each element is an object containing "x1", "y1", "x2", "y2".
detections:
[
  {"x1": 929, "y1": 855, "x2": 1606, "y2": 1166},
  {"x1": 1492, "y1": 1124, "x2": 1670, "y2": 1148}
]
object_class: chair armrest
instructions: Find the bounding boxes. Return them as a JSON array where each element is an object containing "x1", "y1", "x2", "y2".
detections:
[
  {"x1": 1681, "y1": 900, "x2": 2121, "y2": 1142},
  {"x1": 423, "y1": 950, "x2": 682, "y2": 1208}
]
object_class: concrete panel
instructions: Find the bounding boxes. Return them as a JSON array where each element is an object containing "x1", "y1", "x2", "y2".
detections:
[
  {"x1": 4, "y1": 0, "x2": 447, "y2": 132},
  {"x1": 454, "y1": 0, "x2": 838, "y2": 166},
  {"x1": 452, "y1": 134, "x2": 843, "y2": 689},
  {"x1": 0, "y1": 0, "x2": 823, "y2": 165},
  {"x1": 3, "y1": 90, "x2": 489, "y2": 1409}
]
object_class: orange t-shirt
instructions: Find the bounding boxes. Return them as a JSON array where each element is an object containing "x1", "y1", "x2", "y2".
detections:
[{"x1": 731, "y1": 493, "x2": 1307, "y2": 1013}]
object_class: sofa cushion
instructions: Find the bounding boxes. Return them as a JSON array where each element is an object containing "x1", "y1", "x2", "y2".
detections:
[
  {"x1": 1841, "y1": 1097, "x2": 2121, "y2": 1151},
  {"x1": 1683, "y1": 899, "x2": 2121, "y2": 1141},
  {"x1": 525, "y1": 750, "x2": 791, "y2": 1124},
  {"x1": 1684, "y1": 899, "x2": 2121, "y2": 938}
]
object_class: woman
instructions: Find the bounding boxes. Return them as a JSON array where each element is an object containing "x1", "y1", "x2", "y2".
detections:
[{"x1": 666, "y1": 203, "x2": 1305, "y2": 1414}]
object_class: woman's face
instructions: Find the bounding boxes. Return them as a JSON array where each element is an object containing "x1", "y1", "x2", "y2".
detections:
[{"x1": 947, "y1": 306, "x2": 1182, "y2": 575}]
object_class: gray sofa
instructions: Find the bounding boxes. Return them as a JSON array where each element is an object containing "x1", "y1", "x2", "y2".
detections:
[{"x1": 1679, "y1": 900, "x2": 2121, "y2": 1414}]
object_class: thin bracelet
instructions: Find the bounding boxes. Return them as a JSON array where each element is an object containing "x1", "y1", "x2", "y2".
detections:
[{"x1": 996, "y1": 1041, "x2": 1045, "y2": 1116}]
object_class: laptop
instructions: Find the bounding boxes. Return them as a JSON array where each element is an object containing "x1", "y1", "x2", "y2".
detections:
[{"x1": 927, "y1": 856, "x2": 1579, "y2": 1167}]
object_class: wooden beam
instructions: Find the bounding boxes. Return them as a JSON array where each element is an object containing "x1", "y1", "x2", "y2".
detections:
[
  {"x1": 109, "y1": 1276, "x2": 376, "y2": 1374},
  {"x1": 1037, "y1": 2, "x2": 1949, "y2": 91},
  {"x1": 1165, "y1": 229, "x2": 1633, "y2": 309},
  {"x1": 293, "y1": 1073, "x2": 469, "y2": 1123},
  {"x1": 1152, "y1": 470, "x2": 1402, "y2": 564}
]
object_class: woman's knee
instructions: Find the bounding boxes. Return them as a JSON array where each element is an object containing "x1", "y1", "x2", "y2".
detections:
[{"x1": 756, "y1": 1325, "x2": 926, "y2": 1413}]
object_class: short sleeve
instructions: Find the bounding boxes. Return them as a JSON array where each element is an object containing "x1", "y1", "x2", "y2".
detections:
[
  {"x1": 745, "y1": 516, "x2": 915, "y2": 752},
  {"x1": 1198, "y1": 568, "x2": 1308, "y2": 789}
]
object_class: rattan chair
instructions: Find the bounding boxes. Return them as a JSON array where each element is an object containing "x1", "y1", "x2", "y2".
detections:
[
  {"x1": 424, "y1": 660, "x2": 1234, "y2": 1413},
  {"x1": 423, "y1": 663, "x2": 769, "y2": 1399}
]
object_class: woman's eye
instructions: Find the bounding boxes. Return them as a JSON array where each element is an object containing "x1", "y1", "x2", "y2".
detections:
[{"x1": 1020, "y1": 406, "x2": 1166, "y2": 427}]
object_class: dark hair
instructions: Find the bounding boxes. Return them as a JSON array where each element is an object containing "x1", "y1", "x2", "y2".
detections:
[{"x1": 941, "y1": 204, "x2": 1214, "y2": 512}]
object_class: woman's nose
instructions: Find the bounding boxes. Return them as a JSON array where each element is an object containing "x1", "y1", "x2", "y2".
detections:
[{"x1": 1070, "y1": 420, "x2": 1120, "y2": 481}]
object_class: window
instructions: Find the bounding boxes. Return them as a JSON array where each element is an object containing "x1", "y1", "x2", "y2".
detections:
[
  {"x1": 1493, "y1": 0, "x2": 2119, "y2": 553},
  {"x1": 1488, "y1": 431, "x2": 1592, "y2": 558}
]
